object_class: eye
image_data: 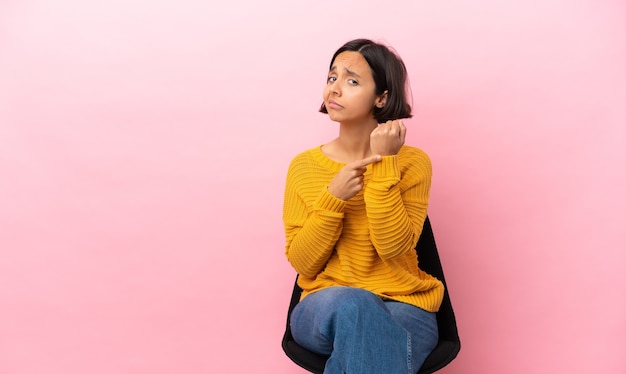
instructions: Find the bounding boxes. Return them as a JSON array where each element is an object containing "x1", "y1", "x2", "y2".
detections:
[
  {"x1": 348, "y1": 79, "x2": 359, "y2": 86},
  {"x1": 327, "y1": 76, "x2": 337, "y2": 83}
]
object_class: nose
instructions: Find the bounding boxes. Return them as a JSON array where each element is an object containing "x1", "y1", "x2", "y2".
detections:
[{"x1": 329, "y1": 80, "x2": 341, "y2": 96}]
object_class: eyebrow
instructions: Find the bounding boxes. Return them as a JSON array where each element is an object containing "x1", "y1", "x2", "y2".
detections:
[{"x1": 329, "y1": 66, "x2": 362, "y2": 78}]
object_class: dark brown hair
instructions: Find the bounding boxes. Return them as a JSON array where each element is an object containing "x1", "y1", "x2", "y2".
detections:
[{"x1": 320, "y1": 39, "x2": 412, "y2": 123}]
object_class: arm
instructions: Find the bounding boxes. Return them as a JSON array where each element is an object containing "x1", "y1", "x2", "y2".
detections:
[
  {"x1": 364, "y1": 150, "x2": 431, "y2": 259},
  {"x1": 283, "y1": 159, "x2": 345, "y2": 278},
  {"x1": 366, "y1": 120, "x2": 431, "y2": 259},
  {"x1": 283, "y1": 153, "x2": 383, "y2": 277}
]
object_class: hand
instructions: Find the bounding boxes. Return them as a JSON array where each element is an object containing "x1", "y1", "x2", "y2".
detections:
[
  {"x1": 328, "y1": 155, "x2": 382, "y2": 200},
  {"x1": 370, "y1": 120, "x2": 406, "y2": 156}
]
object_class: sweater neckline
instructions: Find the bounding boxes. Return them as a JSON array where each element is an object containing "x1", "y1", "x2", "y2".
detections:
[{"x1": 312, "y1": 145, "x2": 346, "y2": 171}]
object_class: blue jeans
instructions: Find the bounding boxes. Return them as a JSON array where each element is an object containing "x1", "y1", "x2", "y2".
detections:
[{"x1": 290, "y1": 286, "x2": 438, "y2": 374}]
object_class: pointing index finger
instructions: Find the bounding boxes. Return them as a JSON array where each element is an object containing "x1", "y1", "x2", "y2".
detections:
[{"x1": 357, "y1": 154, "x2": 382, "y2": 168}]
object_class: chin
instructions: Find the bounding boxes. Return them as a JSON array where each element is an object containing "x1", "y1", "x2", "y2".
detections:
[{"x1": 326, "y1": 112, "x2": 342, "y2": 123}]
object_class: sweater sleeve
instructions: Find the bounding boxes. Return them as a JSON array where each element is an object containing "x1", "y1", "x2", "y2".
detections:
[
  {"x1": 364, "y1": 148, "x2": 432, "y2": 259},
  {"x1": 283, "y1": 157, "x2": 345, "y2": 278}
]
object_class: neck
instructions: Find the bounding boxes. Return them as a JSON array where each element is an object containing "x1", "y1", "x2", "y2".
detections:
[{"x1": 324, "y1": 119, "x2": 378, "y2": 163}]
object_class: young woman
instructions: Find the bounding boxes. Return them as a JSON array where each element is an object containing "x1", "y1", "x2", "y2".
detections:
[{"x1": 283, "y1": 39, "x2": 444, "y2": 374}]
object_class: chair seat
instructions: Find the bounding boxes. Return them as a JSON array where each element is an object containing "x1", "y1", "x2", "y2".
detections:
[
  {"x1": 420, "y1": 340, "x2": 460, "y2": 373},
  {"x1": 283, "y1": 338, "x2": 459, "y2": 374},
  {"x1": 283, "y1": 341, "x2": 328, "y2": 373}
]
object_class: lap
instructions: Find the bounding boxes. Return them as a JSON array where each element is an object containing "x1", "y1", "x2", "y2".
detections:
[
  {"x1": 292, "y1": 286, "x2": 437, "y2": 339},
  {"x1": 290, "y1": 286, "x2": 438, "y2": 371}
]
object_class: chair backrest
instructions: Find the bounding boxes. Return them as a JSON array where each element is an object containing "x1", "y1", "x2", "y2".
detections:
[{"x1": 281, "y1": 216, "x2": 460, "y2": 374}]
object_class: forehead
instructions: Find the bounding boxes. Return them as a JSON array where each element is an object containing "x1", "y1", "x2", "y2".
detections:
[{"x1": 331, "y1": 51, "x2": 372, "y2": 75}]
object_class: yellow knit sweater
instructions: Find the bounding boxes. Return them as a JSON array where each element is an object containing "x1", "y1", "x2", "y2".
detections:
[{"x1": 283, "y1": 145, "x2": 444, "y2": 312}]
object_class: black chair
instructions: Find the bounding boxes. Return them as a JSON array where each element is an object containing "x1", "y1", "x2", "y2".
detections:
[{"x1": 281, "y1": 216, "x2": 460, "y2": 373}]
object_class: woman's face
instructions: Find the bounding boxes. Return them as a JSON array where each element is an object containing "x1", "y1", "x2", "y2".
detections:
[{"x1": 323, "y1": 51, "x2": 386, "y2": 124}]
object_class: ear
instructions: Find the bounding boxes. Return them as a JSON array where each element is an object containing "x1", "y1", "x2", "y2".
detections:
[{"x1": 375, "y1": 90, "x2": 388, "y2": 108}]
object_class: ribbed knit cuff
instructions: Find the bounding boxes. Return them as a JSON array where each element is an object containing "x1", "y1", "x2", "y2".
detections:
[
  {"x1": 314, "y1": 187, "x2": 346, "y2": 213},
  {"x1": 371, "y1": 155, "x2": 400, "y2": 180}
]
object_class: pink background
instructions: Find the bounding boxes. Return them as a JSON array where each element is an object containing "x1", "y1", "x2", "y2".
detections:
[{"x1": 1, "y1": 0, "x2": 625, "y2": 373}]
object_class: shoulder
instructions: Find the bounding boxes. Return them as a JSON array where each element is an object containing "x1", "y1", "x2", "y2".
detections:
[
  {"x1": 288, "y1": 147, "x2": 318, "y2": 169},
  {"x1": 398, "y1": 145, "x2": 432, "y2": 170},
  {"x1": 286, "y1": 146, "x2": 326, "y2": 180},
  {"x1": 396, "y1": 146, "x2": 432, "y2": 184}
]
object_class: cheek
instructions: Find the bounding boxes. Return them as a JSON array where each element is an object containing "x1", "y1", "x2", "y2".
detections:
[
  {"x1": 357, "y1": 92, "x2": 377, "y2": 108},
  {"x1": 322, "y1": 85, "x2": 330, "y2": 98}
]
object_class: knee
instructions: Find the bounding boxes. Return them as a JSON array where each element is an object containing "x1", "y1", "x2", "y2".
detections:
[
  {"x1": 331, "y1": 288, "x2": 384, "y2": 318},
  {"x1": 297, "y1": 286, "x2": 385, "y2": 324}
]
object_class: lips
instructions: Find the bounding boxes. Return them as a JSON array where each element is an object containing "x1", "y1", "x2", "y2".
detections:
[{"x1": 326, "y1": 100, "x2": 343, "y2": 110}]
